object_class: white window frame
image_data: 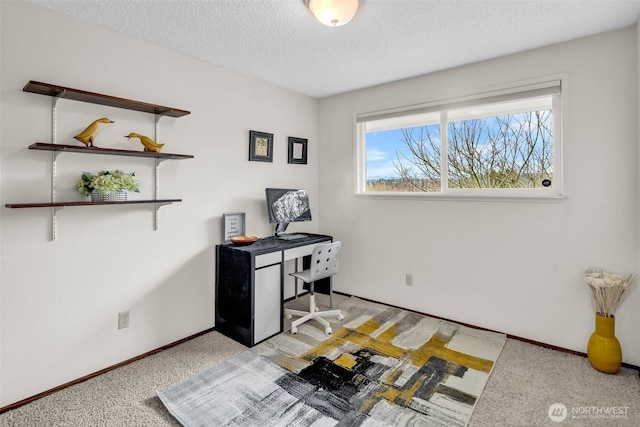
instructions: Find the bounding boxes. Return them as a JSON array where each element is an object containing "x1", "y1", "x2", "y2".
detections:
[{"x1": 355, "y1": 76, "x2": 565, "y2": 200}]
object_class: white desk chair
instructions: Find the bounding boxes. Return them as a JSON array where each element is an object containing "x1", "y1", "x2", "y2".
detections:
[{"x1": 285, "y1": 241, "x2": 344, "y2": 335}]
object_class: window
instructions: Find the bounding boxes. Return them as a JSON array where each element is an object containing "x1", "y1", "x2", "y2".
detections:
[{"x1": 356, "y1": 79, "x2": 562, "y2": 198}]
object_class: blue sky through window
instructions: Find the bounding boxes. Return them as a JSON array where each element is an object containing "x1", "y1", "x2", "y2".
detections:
[
  {"x1": 366, "y1": 129, "x2": 406, "y2": 179},
  {"x1": 366, "y1": 126, "x2": 440, "y2": 180}
]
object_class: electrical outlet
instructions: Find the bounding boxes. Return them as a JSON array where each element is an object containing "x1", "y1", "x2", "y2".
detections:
[
  {"x1": 118, "y1": 311, "x2": 130, "y2": 329},
  {"x1": 406, "y1": 273, "x2": 413, "y2": 287}
]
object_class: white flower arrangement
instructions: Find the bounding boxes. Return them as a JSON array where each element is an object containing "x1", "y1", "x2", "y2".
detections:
[
  {"x1": 76, "y1": 170, "x2": 140, "y2": 196},
  {"x1": 583, "y1": 268, "x2": 637, "y2": 318}
]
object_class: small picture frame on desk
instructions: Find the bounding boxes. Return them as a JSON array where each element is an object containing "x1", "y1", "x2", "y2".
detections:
[{"x1": 223, "y1": 212, "x2": 245, "y2": 242}]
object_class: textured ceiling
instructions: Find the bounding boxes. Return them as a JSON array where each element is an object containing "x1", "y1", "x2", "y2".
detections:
[{"x1": 27, "y1": 0, "x2": 640, "y2": 98}]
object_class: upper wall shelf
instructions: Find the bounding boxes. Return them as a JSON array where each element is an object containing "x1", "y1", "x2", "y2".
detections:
[
  {"x1": 29, "y1": 143, "x2": 194, "y2": 160},
  {"x1": 23, "y1": 80, "x2": 191, "y2": 118}
]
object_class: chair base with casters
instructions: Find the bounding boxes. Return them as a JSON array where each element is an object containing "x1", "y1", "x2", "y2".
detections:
[
  {"x1": 285, "y1": 288, "x2": 344, "y2": 335},
  {"x1": 285, "y1": 241, "x2": 343, "y2": 335}
]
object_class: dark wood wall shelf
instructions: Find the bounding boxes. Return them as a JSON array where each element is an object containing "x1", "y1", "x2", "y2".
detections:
[
  {"x1": 23, "y1": 81, "x2": 190, "y2": 117},
  {"x1": 8, "y1": 80, "x2": 193, "y2": 239},
  {"x1": 6, "y1": 199, "x2": 181, "y2": 209},
  {"x1": 29, "y1": 143, "x2": 194, "y2": 160}
]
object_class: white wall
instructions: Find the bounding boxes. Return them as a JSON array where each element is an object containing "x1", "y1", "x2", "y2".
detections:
[
  {"x1": 0, "y1": 2, "x2": 319, "y2": 407},
  {"x1": 318, "y1": 28, "x2": 640, "y2": 365}
]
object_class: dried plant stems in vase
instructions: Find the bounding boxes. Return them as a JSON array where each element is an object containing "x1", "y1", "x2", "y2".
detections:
[
  {"x1": 582, "y1": 267, "x2": 637, "y2": 374},
  {"x1": 583, "y1": 268, "x2": 636, "y2": 318}
]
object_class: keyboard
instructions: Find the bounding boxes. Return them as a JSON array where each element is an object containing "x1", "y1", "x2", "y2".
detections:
[{"x1": 277, "y1": 233, "x2": 307, "y2": 240}]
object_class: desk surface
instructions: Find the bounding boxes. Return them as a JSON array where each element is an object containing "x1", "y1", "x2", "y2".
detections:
[{"x1": 220, "y1": 233, "x2": 332, "y2": 255}]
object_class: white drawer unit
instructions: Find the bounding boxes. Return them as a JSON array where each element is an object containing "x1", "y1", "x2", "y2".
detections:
[
  {"x1": 254, "y1": 264, "x2": 282, "y2": 343},
  {"x1": 283, "y1": 244, "x2": 317, "y2": 261},
  {"x1": 255, "y1": 251, "x2": 282, "y2": 268}
]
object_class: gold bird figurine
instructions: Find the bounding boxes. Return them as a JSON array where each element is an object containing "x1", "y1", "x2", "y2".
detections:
[
  {"x1": 74, "y1": 117, "x2": 114, "y2": 147},
  {"x1": 125, "y1": 132, "x2": 164, "y2": 152}
]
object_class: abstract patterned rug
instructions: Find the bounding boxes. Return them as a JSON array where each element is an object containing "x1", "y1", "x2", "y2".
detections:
[{"x1": 158, "y1": 297, "x2": 506, "y2": 426}]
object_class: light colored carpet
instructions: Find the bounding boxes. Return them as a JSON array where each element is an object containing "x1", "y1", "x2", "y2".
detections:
[{"x1": 1, "y1": 294, "x2": 639, "y2": 426}]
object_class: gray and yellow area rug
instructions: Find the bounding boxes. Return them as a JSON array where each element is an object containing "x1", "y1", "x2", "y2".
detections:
[{"x1": 158, "y1": 297, "x2": 506, "y2": 426}]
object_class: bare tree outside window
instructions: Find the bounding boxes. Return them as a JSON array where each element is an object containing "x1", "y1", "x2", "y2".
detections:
[{"x1": 370, "y1": 110, "x2": 553, "y2": 192}]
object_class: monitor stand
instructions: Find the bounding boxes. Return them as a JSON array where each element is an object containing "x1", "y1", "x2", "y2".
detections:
[
  {"x1": 274, "y1": 222, "x2": 289, "y2": 236},
  {"x1": 274, "y1": 223, "x2": 307, "y2": 240}
]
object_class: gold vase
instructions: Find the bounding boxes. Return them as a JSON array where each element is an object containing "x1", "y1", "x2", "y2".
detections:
[{"x1": 587, "y1": 313, "x2": 622, "y2": 374}]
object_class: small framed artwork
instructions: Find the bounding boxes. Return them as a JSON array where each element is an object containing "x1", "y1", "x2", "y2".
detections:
[
  {"x1": 223, "y1": 212, "x2": 246, "y2": 242},
  {"x1": 288, "y1": 137, "x2": 308, "y2": 165},
  {"x1": 249, "y1": 130, "x2": 273, "y2": 162}
]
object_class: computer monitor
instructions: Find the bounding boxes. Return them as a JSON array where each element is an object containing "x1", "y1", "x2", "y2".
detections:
[{"x1": 265, "y1": 188, "x2": 312, "y2": 236}]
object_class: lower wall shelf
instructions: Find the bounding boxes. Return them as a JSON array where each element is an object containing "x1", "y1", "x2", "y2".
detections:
[
  {"x1": 5, "y1": 199, "x2": 181, "y2": 208},
  {"x1": 5, "y1": 199, "x2": 181, "y2": 240}
]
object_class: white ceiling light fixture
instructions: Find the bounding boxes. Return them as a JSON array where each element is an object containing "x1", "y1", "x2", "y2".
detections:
[{"x1": 306, "y1": 0, "x2": 360, "y2": 27}]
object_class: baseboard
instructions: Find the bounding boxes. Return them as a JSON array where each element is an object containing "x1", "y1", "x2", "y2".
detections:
[{"x1": 0, "y1": 327, "x2": 216, "y2": 414}]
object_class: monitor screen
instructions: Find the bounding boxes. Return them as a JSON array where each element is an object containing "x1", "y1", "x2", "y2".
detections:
[{"x1": 265, "y1": 188, "x2": 311, "y2": 235}]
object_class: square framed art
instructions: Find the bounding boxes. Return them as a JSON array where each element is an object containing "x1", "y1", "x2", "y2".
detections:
[
  {"x1": 288, "y1": 137, "x2": 308, "y2": 164},
  {"x1": 249, "y1": 130, "x2": 273, "y2": 162}
]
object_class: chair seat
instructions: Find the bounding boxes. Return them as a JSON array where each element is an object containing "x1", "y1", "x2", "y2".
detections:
[{"x1": 290, "y1": 270, "x2": 312, "y2": 283}]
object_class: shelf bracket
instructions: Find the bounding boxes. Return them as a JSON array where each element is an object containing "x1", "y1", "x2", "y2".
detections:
[
  {"x1": 51, "y1": 89, "x2": 66, "y2": 202},
  {"x1": 155, "y1": 114, "x2": 160, "y2": 142},
  {"x1": 153, "y1": 111, "x2": 173, "y2": 230},
  {"x1": 154, "y1": 157, "x2": 160, "y2": 230},
  {"x1": 51, "y1": 206, "x2": 64, "y2": 241},
  {"x1": 50, "y1": 90, "x2": 66, "y2": 241},
  {"x1": 154, "y1": 111, "x2": 173, "y2": 141},
  {"x1": 51, "y1": 89, "x2": 66, "y2": 144},
  {"x1": 154, "y1": 200, "x2": 174, "y2": 231}
]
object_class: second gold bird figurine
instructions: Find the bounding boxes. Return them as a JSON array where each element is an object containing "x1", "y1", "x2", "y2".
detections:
[
  {"x1": 125, "y1": 132, "x2": 164, "y2": 152},
  {"x1": 74, "y1": 117, "x2": 114, "y2": 147}
]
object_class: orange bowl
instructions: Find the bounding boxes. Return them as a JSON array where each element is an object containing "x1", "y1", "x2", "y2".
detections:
[{"x1": 230, "y1": 235, "x2": 258, "y2": 245}]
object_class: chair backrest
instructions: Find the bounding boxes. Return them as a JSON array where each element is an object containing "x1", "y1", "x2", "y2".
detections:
[{"x1": 308, "y1": 241, "x2": 341, "y2": 282}]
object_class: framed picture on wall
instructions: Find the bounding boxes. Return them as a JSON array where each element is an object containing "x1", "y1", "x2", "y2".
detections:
[
  {"x1": 223, "y1": 212, "x2": 246, "y2": 242},
  {"x1": 249, "y1": 130, "x2": 273, "y2": 162},
  {"x1": 288, "y1": 137, "x2": 308, "y2": 164}
]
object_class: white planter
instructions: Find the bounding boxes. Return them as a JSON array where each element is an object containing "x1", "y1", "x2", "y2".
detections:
[{"x1": 91, "y1": 191, "x2": 127, "y2": 202}]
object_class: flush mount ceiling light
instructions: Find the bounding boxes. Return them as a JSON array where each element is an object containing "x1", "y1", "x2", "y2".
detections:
[{"x1": 305, "y1": 0, "x2": 360, "y2": 27}]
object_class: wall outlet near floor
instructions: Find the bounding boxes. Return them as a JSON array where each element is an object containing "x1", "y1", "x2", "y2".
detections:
[
  {"x1": 405, "y1": 273, "x2": 413, "y2": 286},
  {"x1": 118, "y1": 311, "x2": 130, "y2": 329}
]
